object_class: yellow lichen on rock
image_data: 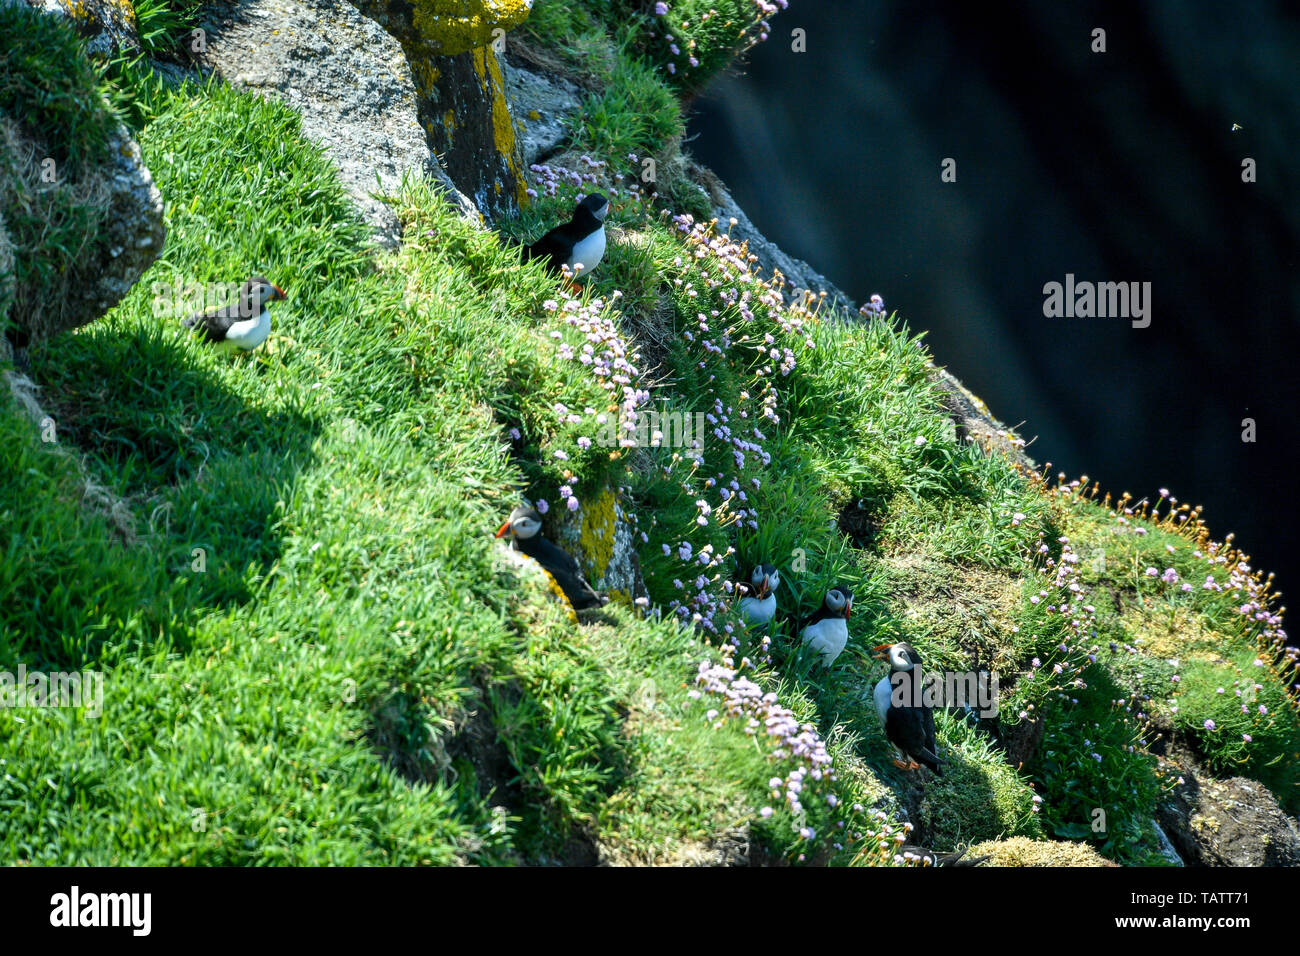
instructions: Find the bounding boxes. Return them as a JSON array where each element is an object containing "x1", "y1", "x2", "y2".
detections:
[
  {"x1": 578, "y1": 486, "x2": 618, "y2": 582},
  {"x1": 471, "y1": 45, "x2": 528, "y2": 206},
  {"x1": 410, "y1": 0, "x2": 533, "y2": 56}
]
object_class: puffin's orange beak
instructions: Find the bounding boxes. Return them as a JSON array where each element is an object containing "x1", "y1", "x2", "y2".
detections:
[
  {"x1": 873, "y1": 643, "x2": 891, "y2": 660},
  {"x1": 495, "y1": 521, "x2": 511, "y2": 539},
  {"x1": 271, "y1": 284, "x2": 287, "y2": 300}
]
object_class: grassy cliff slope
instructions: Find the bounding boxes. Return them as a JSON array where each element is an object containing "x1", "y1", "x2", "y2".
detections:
[{"x1": 1, "y1": 0, "x2": 1296, "y2": 865}]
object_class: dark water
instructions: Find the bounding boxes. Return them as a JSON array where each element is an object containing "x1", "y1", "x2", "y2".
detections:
[{"x1": 688, "y1": 0, "x2": 1300, "y2": 601}]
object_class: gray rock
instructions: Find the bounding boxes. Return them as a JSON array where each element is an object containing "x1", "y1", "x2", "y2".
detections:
[
  {"x1": 197, "y1": 0, "x2": 477, "y2": 247},
  {"x1": 0, "y1": 109, "x2": 164, "y2": 348},
  {"x1": 1158, "y1": 772, "x2": 1300, "y2": 867},
  {"x1": 89, "y1": 124, "x2": 167, "y2": 327},
  {"x1": 0, "y1": 208, "x2": 14, "y2": 324},
  {"x1": 503, "y1": 56, "x2": 582, "y2": 168},
  {"x1": 933, "y1": 367, "x2": 1035, "y2": 469},
  {"x1": 345, "y1": 0, "x2": 530, "y2": 222},
  {"x1": 1152, "y1": 818, "x2": 1185, "y2": 866},
  {"x1": 550, "y1": 490, "x2": 644, "y2": 605},
  {"x1": 20, "y1": 0, "x2": 140, "y2": 57}
]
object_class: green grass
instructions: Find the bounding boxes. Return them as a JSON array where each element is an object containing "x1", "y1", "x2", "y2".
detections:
[
  {"x1": 132, "y1": 0, "x2": 207, "y2": 57},
  {"x1": 1, "y1": 76, "x2": 903, "y2": 865}
]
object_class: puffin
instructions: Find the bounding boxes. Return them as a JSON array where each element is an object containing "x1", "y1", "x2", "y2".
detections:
[
  {"x1": 495, "y1": 505, "x2": 606, "y2": 611},
  {"x1": 183, "y1": 275, "x2": 286, "y2": 353},
  {"x1": 736, "y1": 563, "x2": 779, "y2": 627},
  {"x1": 799, "y1": 586, "x2": 853, "y2": 666},
  {"x1": 873, "y1": 642, "x2": 943, "y2": 774},
  {"x1": 522, "y1": 193, "x2": 610, "y2": 280}
]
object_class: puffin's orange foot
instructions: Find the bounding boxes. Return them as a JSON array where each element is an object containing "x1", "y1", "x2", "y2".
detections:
[
  {"x1": 893, "y1": 758, "x2": 915, "y2": 771},
  {"x1": 908, "y1": 760, "x2": 922, "y2": 771}
]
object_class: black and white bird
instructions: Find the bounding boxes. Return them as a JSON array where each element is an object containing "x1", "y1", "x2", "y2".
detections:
[
  {"x1": 183, "y1": 275, "x2": 286, "y2": 353},
  {"x1": 736, "y1": 564, "x2": 779, "y2": 627},
  {"x1": 495, "y1": 505, "x2": 606, "y2": 611},
  {"x1": 873, "y1": 641, "x2": 943, "y2": 775},
  {"x1": 522, "y1": 193, "x2": 610, "y2": 281},
  {"x1": 799, "y1": 586, "x2": 853, "y2": 666}
]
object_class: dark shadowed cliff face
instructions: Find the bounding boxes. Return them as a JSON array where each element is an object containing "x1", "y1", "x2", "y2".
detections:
[{"x1": 688, "y1": 0, "x2": 1300, "y2": 599}]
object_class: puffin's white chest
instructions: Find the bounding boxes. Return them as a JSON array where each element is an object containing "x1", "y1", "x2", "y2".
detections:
[
  {"x1": 738, "y1": 593, "x2": 776, "y2": 627},
  {"x1": 567, "y1": 226, "x2": 606, "y2": 276},
  {"x1": 873, "y1": 674, "x2": 894, "y2": 725},
  {"x1": 800, "y1": 617, "x2": 848, "y2": 665},
  {"x1": 222, "y1": 308, "x2": 271, "y2": 352}
]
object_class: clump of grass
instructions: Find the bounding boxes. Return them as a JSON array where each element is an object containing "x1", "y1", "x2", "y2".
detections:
[
  {"x1": 132, "y1": 0, "x2": 207, "y2": 57},
  {"x1": 0, "y1": 116, "x2": 112, "y2": 340},
  {"x1": 1045, "y1": 474, "x2": 1300, "y2": 812},
  {"x1": 572, "y1": 47, "x2": 683, "y2": 164},
  {"x1": 1029, "y1": 668, "x2": 1170, "y2": 865},
  {"x1": 0, "y1": 4, "x2": 115, "y2": 172},
  {"x1": 916, "y1": 712, "x2": 1043, "y2": 850}
]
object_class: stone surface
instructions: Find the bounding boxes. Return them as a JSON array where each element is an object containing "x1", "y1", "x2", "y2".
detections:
[
  {"x1": 22, "y1": 0, "x2": 140, "y2": 57},
  {"x1": 502, "y1": 55, "x2": 581, "y2": 168},
  {"x1": 349, "y1": 0, "x2": 533, "y2": 58},
  {"x1": 1152, "y1": 818, "x2": 1185, "y2": 866},
  {"x1": 90, "y1": 124, "x2": 167, "y2": 328},
  {"x1": 550, "y1": 487, "x2": 643, "y2": 605},
  {"x1": 197, "y1": 0, "x2": 478, "y2": 246},
  {"x1": 0, "y1": 112, "x2": 164, "y2": 348},
  {"x1": 350, "y1": 0, "x2": 530, "y2": 220},
  {"x1": 1158, "y1": 772, "x2": 1300, "y2": 867},
  {"x1": 408, "y1": 45, "x2": 525, "y2": 220},
  {"x1": 933, "y1": 366, "x2": 1035, "y2": 469}
]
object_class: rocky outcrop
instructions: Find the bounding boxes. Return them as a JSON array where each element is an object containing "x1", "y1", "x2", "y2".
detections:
[
  {"x1": 551, "y1": 487, "x2": 643, "y2": 606},
  {"x1": 348, "y1": 0, "x2": 533, "y2": 220},
  {"x1": 196, "y1": 0, "x2": 478, "y2": 247},
  {"x1": 0, "y1": 118, "x2": 164, "y2": 349},
  {"x1": 352, "y1": 0, "x2": 532, "y2": 59},
  {"x1": 1158, "y1": 771, "x2": 1300, "y2": 867},
  {"x1": 19, "y1": 0, "x2": 139, "y2": 57},
  {"x1": 503, "y1": 57, "x2": 581, "y2": 168},
  {"x1": 0, "y1": 3, "x2": 164, "y2": 349},
  {"x1": 933, "y1": 367, "x2": 1035, "y2": 468}
]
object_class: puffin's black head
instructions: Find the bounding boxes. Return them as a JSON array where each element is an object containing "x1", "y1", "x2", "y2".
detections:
[
  {"x1": 241, "y1": 275, "x2": 287, "y2": 315},
  {"x1": 748, "y1": 563, "x2": 780, "y2": 598},
  {"x1": 495, "y1": 505, "x2": 543, "y2": 541},
  {"x1": 873, "y1": 641, "x2": 923, "y2": 670},
  {"x1": 823, "y1": 585, "x2": 853, "y2": 618},
  {"x1": 577, "y1": 193, "x2": 610, "y2": 222}
]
